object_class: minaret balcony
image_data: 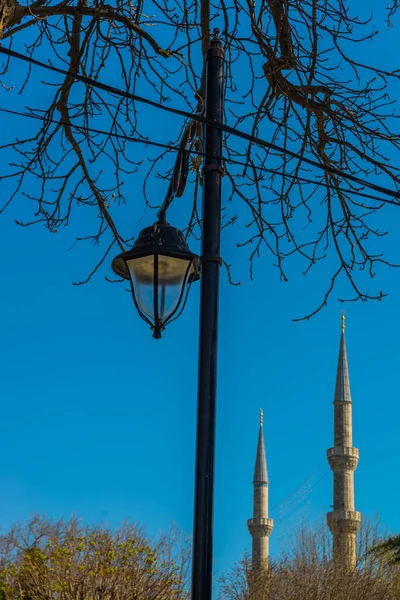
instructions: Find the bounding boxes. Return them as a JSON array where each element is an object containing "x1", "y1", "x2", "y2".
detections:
[
  {"x1": 327, "y1": 510, "x2": 361, "y2": 534},
  {"x1": 327, "y1": 446, "x2": 359, "y2": 472},
  {"x1": 247, "y1": 517, "x2": 274, "y2": 537}
]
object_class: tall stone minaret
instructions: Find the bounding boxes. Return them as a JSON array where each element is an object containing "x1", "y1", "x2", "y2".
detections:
[
  {"x1": 247, "y1": 409, "x2": 273, "y2": 569},
  {"x1": 327, "y1": 313, "x2": 361, "y2": 568}
]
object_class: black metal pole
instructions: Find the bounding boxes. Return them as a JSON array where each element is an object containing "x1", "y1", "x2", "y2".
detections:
[{"x1": 191, "y1": 29, "x2": 225, "y2": 600}]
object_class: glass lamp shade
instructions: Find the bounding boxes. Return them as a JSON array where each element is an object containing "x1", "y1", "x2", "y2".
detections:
[
  {"x1": 111, "y1": 221, "x2": 200, "y2": 338},
  {"x1": 127, "y1": 253, "x2": 196, "y2": 322}
]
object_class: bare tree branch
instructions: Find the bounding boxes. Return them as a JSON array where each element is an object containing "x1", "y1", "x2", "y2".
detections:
[{"x1": 1, "y1": 0, "x2": 400, "y2": 317}]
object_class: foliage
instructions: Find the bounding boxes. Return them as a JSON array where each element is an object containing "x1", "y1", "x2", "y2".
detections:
[
  {"x1": 219, "y1": 520, "x2": 400, "y2": 600},
  {"x1": 1, "y1": 0, "x2": 400, "y2": 314},
  {"x1": 0, "y1": 515, "x2": 190, "y2": 599},
  {"x1": 370, "y1": 534, "x2": 400, "y2": 566}
]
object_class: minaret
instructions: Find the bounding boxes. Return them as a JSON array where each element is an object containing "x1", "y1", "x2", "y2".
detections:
[
  {"x1": 327, "y1": 313, "x2": 361, "y2": 568},
  {"x1": 247, "y1": 409, "x2": 273, "y2": 569}
]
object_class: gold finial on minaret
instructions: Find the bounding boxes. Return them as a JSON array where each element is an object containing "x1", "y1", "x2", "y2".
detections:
[
  {"x1": 341, "y1": 310, "x2": 345, "y2": 334},
  {"x1": 260, "y1": 408, "x2": 263, "y2": 427}
]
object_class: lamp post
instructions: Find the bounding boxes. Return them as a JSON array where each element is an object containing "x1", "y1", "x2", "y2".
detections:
[
  {"x1": 191, "y1": 30, "x2": 224, "y2": 600},
  {"x1": 112, "y1": 30, "x2": 225, "y2": 600}
]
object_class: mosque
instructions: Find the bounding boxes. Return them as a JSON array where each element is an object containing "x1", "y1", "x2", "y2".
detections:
[{"x1": 248, "y1": 313, "x2": 361, "y2": 570}]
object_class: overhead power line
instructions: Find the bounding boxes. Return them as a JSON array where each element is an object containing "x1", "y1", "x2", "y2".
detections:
[
  {"x1": 2, "y1": 47, "x2": 400, "y2": 202},
  {"x1": 1, "y1": 105, "x2": 400, "y2": 207},
  {"x1": 0, "y1": 107, "x2": 178, "y2": 153},
  {"x1": 2, "y1": 46, "x2": 400, "y2": 202}
]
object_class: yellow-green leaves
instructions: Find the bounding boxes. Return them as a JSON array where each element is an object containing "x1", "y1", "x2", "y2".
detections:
[{"x1": 0, "y1": 516, "x2": 190, "y2": 599}]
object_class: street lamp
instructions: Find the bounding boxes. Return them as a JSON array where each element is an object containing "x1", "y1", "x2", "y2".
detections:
[
  {"x1": 112, "y1": 219, "x2": 200, "y2": 339},
  {"x1": 112, "y1": 29, "x2": 224, "y2": 600}
]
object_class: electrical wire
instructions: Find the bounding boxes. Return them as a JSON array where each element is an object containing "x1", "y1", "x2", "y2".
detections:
[
  {"x1": 1, "y1": 105, "x2": 399, "y2": 207},
  {"x1": 1, "y1": 46, "x2": 400, "y2": 201},
  {"x1": 271, "y1": 459, "x2": 326, "y2": 515},
  {"x1": 0, "y1": 107, "x2": 181, "y2": 153}
]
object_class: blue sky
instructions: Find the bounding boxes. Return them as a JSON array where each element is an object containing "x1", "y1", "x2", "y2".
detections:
[{"x1": 1, "y1": 0, "x2": 400, "y2": 593}]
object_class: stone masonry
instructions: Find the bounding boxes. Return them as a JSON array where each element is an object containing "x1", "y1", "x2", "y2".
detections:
[
  {"x1": 327, "y1": 313, "x2": 361, "y2": 568},
  {"x1": 248, "y1": 409, "x2": 273, "y2": 569}
]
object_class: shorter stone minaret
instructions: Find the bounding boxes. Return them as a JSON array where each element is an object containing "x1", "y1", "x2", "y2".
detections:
[
  {"x1": 247, "y1": 409, "x2": 273, "y2": 569},
  {"x1": 327, "y1": 313, "x2": 361, "y2": 568}
]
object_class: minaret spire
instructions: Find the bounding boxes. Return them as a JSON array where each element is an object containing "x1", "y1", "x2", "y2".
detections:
[
  {"x1": 248, "y1": 409, "x2": 273, "y2": 569},
  {"x1": 327, "y1": 313, "x2": 361, "y2": 568}
]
